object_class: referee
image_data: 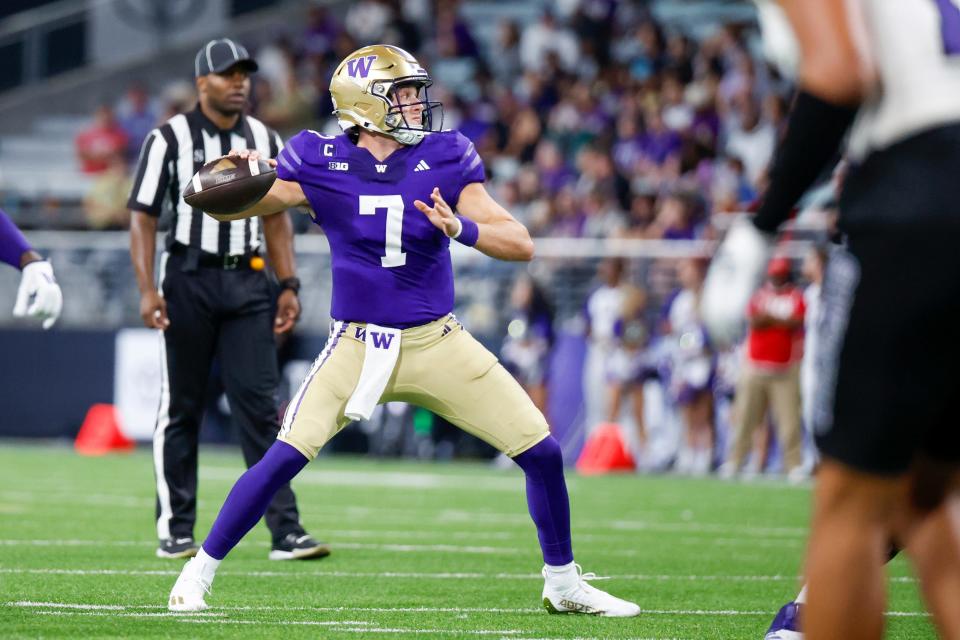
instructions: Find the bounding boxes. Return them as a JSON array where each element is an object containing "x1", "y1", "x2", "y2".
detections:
[{"x1": 128, "y1": 38, "x2": 328, "y2": 561}]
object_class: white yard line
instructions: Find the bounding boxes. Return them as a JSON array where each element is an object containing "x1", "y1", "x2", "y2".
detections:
[
  {"x1": 0, "y1": 568, "x2": 919, "y2": 583},
  {"x1": 33, "y1": 610, "x2": 225, "y2": 618},
  {"x1": 178, "y1": 620, "x2": 525, "y2": 634},
  {"x1": 0, "y1": 539, "x2": 514, "y2": 554},
  {"x1": 0, "y1": 534, "x2": 803, "y2": 551},
  {"x1": 0, "y1": 490, "x2": 806, "y2": 539},
  {"x1": 200, "y1": 467, "x2": 527, "y2": 493},
  {"x1": 7, "y1": 600, "x2": 929, "y2": 617}
]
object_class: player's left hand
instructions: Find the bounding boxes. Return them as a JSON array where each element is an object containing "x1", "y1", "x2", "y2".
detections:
[
  {"x1": 700, "y1": 216, "x2": 773, "y2": 348},
  {"x1": 13, "y1": 260, "x2": 63, "y2": 330},
  {"x1": 414, "y1": 188, "x2": 460, "y2": 238},
  {"x1": 274, "y1": 289, "x2": 300, "y2": 334}
]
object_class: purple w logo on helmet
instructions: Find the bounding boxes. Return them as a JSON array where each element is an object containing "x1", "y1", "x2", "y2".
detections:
[{"x1": 346, "y1": 55, "x2": 377, "y2": 79}]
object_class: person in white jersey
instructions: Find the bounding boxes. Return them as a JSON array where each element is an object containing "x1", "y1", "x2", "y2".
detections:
[{"x1": 703, "y1": 1, "x2": 960, "y2": 638}]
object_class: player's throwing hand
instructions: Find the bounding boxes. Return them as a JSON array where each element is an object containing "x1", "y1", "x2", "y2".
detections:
[
  {"x1": 415, "y1": 188, "x2": 461, "y2": 238},
  {"x1": 227, "y1": 148, "x2": 278, "y2": 169}
]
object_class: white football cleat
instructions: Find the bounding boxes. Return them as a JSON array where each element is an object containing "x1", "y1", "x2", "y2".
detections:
[
  {"x1": 168, "y1": 558, "x2": 211, "y2": 612},
  {"x1": 541, "y1": 565, "x2": 640, "y2": 617}
]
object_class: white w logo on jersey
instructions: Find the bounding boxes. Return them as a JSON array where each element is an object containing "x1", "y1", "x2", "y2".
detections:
[{"x1": 375, "y1": 164, "x2": 387, "y2": 173}]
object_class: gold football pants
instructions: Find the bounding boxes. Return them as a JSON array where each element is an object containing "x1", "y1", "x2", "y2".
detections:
[{"x1": 279, "y1": 315, "x2": 551, "y2": 459}]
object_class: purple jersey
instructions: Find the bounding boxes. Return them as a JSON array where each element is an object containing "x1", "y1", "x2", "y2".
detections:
[{"x1": 277, "y1": 130, "x2": 485, "y2": 328}]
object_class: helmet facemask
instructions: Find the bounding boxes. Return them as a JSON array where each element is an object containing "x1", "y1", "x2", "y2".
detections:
[{"x1": 375, "y1": 78, "x2": 444, "y2": 145}]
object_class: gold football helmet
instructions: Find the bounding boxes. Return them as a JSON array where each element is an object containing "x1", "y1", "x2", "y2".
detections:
[{"x1": 330, "y1": 44, "x2": 443, "y2": 145}]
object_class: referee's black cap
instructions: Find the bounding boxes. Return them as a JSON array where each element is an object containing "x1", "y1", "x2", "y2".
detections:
[{"x1": 194, "y1": 38, "x2": 259, "y2": 77}]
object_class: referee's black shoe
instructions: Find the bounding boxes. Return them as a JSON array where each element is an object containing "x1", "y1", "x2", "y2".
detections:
[
  {"x1": 269, "y1": 533, "x2": 331, "y2": 561},
  {"x1": 156, "y1": 537, "x2": 200, "y2": 559}
]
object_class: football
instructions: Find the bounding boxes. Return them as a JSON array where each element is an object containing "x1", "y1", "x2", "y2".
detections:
[{"x1": 182, "y1": 155, "x2": 276, "y2": 215}]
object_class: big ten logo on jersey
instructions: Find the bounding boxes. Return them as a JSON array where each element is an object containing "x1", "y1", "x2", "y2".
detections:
[
  {"x1": 354, "y1": 326, "x2": 395, "y2": 349},
  {"x1": 347, "y1": 55, "x2": 377, "y2": 79},
  {"x1": 329, "y1": 161, "x2": 349, "y2": 171}
]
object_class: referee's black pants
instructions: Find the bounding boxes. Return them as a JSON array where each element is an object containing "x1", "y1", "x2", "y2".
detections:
[{"x1": 154, "y1": 249, "x2": 303, "y2": 544}]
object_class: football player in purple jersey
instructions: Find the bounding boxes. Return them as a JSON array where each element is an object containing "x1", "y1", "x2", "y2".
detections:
[
  {"x1": 167, "y1": 45, "x2": 640, "y2": 617},
  {"x1": 0, "y1": 208, "x2": 62, "y2": 328}
]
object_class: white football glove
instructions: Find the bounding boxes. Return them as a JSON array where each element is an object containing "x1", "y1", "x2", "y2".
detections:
[
  {"x1": 13, "y1": 260, "x2": 63, "y2": 330},
  {"x1": 700, "y1": 216, "x2": 774, "y2": 349}
]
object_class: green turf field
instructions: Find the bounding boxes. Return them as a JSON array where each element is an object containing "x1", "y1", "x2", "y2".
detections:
[{"x1": 0, "y1": 443, "x2": 934, "y2": 639}]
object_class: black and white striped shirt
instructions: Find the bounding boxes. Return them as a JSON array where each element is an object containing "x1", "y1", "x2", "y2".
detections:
[{"x1": 127, "y1": 105, "x2": 282, "y2": 256}]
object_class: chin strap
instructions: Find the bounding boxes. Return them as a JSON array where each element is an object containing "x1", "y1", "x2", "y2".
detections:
[{"x1": 391, "y1": 128, "x2": 425, "y2": 145}]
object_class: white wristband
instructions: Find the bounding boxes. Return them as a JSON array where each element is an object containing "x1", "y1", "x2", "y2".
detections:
[{"x1": 450, "y1": 216, "x2": 463, "y2": 239}]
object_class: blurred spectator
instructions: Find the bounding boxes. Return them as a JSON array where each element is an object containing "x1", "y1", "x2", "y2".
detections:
[
  {"x1": 711, "y1": 157, "x2": 757, "y2": 213},
  {"x1": 500, "y1": 274, "x2": 556, "y2": 415},
  {"x1": 571, "y1": 0, "x2": 617, "y2": 66},
  {"x1": 520, "y1": 10, "x2": 579, "y2": 74},
  {"x1": 722, "y1": 257, "x2": 805, "y2": 479},
  {"x1": 621, "y1": 192, "x2": 657, "y2": 237},
  {"x1": 724, "y1": 93, "x2": 775, "y2": 186},
  {"x1": 612, "y1": 112, "x2": 644, "y2": 177},
  {"x1": 546, "y1": 187, "x2": 584, "y2": 237},
  {"x1": 115, "y1": 83, "x2": 158, "y2": 163},
  {"x1": 503, "y1": 107, "x2": 542, "y2": 164},
  {"x1": 664, "y1": 32, "x2": 695, "y2": 83},
  {"x1": 661, "y1": 73, "x2": 694, "y2": 132},
  {"x1": 533, "y1": 139, "x2": 574, "y2": 195},
  {"x1": 583, "y1": 257, "x2": 628, "y2": 432},
  {"x1": 640, "y1": 106, "x2": 681, "y2": 167},
  {"x1": 75, "y1": 105, "x2": 128, "y2": 174},
  {"x1": 490, "y1": 21, "x2": 523, "y2": 84},
  {"x1": 83, "y1": 152, "x2": 131, "y2": 230},
  {"x1": 581, "y1": 191, "x2": 625, "y2": 238},
  {"x1": 382, "y1": 0, "x2": 423, "y2": 53},
  {"x1": 252, "y1": 73, "x2": 315, "y2": 132},
  {"x1": 435, "y1": 0, "x2": 479, "y2": 59},
  {"x1": 647, "y1": 193, "x2": 700, "y2": 240},
  {"x1": 606, "y1": 285, "x2": 654, "y2": 458},
  {"x1": 159, "y1": 81, "x2": 196, "y2": 120},
  {"x1": 255, "y1": 37, "x2": 298, "y2": 99},
  {"x1": 666, "y1": 257, "x2": 716, "y2": 475},
  {"x1": 301, "y1": 5, "x2": 343, "y2": 57},
  {"x1": 345, "y1": 0, "x2": 392, "y2": 44},
  {"x1": 614, "y1": 21, "x2": 665, "y2": 82}
]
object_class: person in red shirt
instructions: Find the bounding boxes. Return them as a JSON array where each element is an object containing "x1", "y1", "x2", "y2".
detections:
[
  {"x1": 75, "y1": 105, "x2": 129, "y2": 174},
  {"x1": 722, "y1": 256, "x2": 805, "y2": 478}
]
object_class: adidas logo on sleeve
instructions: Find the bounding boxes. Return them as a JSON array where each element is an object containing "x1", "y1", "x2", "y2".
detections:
[{"x1": 414, "y1": 159, "x2": 431, "y2": 172}]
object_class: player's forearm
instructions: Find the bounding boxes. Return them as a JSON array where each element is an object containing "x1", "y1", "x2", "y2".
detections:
[
  {"x1": 208, "y1": 195, "x2": 285, "y2": 222},
  {"x1": 752, "y1": 90, "x2": 857, "y2": 233},
  {"x1": 130, "y1": 211, "x2": 159, "y2": 294},
  {"x1": 262, "y1": 211, "x2": 297, "y2": 280},
  {"x1": 0, "y1": 208, "x2": 33, "y2": 270},
  {"x1": 751, "y1": 0, "x2": 863, "y2": 234},
  {"x1": 473, "y1": 219, "x2": 535, "y2": 262},
  {"x1": 208, "y1": 180, "x2": 306, "y2": 222}
]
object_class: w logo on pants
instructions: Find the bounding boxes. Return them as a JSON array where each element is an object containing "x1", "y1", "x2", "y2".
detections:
[
  {"x1": 346, "y1": 55, "x2": 377, "y2": 79},
  {"x1": 370, "y1": 332, "x2": 394, "y2": 349}
]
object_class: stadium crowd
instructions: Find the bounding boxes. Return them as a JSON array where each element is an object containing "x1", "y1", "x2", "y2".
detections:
[
  {"x1": 76, "y1": 1, "x2": 791, "y2": 236},
  {"x1": 63, "y1": 0, "x2": 827, "y2": 476}
]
